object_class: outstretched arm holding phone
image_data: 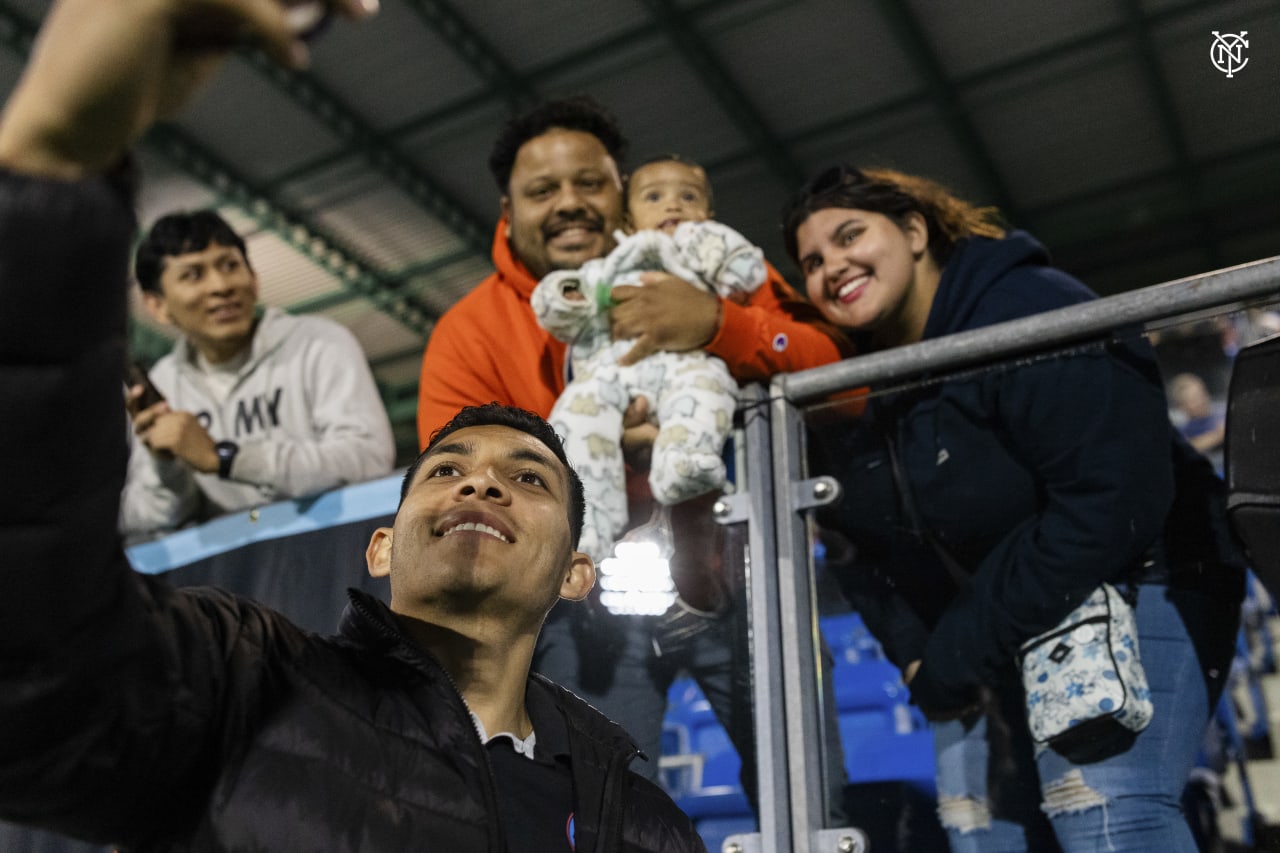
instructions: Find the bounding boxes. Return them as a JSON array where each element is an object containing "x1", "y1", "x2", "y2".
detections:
[
  {"x1": 0, "y1": 0, "x2": 374, "y2": 840},
  {"x1": 0, "y1": 0, "x2": 367, "y2": 179}
]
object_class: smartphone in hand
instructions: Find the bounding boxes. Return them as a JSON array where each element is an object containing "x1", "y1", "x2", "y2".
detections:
[{"x1": 126, "y1": 360, "x2": 166, "y2": 410}]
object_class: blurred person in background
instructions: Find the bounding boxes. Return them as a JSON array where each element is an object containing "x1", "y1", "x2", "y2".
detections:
[
  {"x1": 1168, "y1": 372, "x2": 1226, "y2": 473},
  {"x1": 122, "y1": 209, "x2": 394, "y2": 537}
]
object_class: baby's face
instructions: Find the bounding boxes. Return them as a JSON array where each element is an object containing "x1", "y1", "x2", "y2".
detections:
[{"x1": 627, "y1": 161, "x2": 712, "y2": 234}]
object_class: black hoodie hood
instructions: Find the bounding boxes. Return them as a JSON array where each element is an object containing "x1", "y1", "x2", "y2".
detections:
[
  {"x1": 843, "y1": 229, "x2": 1095, "y2": 354},
  {"x1": 921, "y1": 229, "x2": 1095, "y2": 340}
]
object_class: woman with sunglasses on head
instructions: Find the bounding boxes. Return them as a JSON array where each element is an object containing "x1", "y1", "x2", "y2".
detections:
[{"x1": 784, "y1": 165, "x2": 1245, "y2": 852}]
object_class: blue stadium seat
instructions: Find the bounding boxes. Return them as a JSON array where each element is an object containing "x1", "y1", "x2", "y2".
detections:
[
  {"x1": 820, "y1": 612, "x2": 884, "y2": 666},
  {"x1": 843, "y1": 726, "x2": 937, "y2": 792},
  {"x1": 694, "y1": 814, "x2": 757, "y2": 853},
  {"x1": 660, "y1": 626, "x2": 939, "y2": 842},
  {"x1": 660, "y1": 677, "x2": 751, "y2": 820},
  {"x1": 826, "y1": 630, "x2": 937, "y2": 793},
  {"x1": 831, "y1": 657, "x2": 912, "y2": 714}
]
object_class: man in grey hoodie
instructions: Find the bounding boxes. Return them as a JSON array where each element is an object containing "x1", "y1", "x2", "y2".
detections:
[{"x1": 122, "y1": 208, "x2": 395, "y2": 536}]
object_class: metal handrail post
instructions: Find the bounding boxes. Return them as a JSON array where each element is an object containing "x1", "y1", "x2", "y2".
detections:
[
  {"x1": 739, "y1": 385, "x2": 792, "y2": 851},
  {"x1": 770, "y1": 391, "x2": 837, "y2": 850}
]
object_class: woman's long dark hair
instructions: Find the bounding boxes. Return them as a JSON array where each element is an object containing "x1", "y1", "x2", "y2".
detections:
[{"x1": 782, "y1": 165, "x2": 1006, "y2": 267}]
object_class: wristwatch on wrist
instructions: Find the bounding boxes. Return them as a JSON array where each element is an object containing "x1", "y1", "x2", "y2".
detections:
[{"x1": 214, "y1": 440, "x2": 239, "y2": 480}]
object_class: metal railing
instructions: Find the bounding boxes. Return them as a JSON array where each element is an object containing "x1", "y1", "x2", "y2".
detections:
[{"x1": 734, "y1": 255, "x2": 1280, "y2": 852}]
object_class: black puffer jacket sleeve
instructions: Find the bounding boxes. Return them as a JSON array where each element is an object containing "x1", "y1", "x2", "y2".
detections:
[{"x1": 0, "y1": 173, "x2": 303, "y2": 846}]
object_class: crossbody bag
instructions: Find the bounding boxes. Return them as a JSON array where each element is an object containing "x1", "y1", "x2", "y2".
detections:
[{"x1": 879, "y1": 412, "x2": 1153, "y2": 751}]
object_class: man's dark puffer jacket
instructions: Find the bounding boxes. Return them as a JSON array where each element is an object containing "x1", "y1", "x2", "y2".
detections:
[{"x1": 0, "y1": 172, "x2": 705, "y2": 853}]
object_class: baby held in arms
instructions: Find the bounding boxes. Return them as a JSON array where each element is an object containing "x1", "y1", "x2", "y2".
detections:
[{"x1": 531, "y1": 155, "x2": 765, "y2": 560}]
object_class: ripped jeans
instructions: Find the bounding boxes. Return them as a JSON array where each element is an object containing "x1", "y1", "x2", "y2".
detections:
[{"x1": 931, "y1": 583, "x2": 1240, "y2": 852}]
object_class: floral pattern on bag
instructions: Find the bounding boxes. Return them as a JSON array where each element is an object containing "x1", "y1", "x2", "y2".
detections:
[{"x1": 1019, "y1": 583, "x2": 1154, "y2": 745}]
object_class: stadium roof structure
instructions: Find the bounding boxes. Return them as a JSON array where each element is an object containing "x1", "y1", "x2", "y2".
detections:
[{"x1": 1, "y1": 0, "x2": 1275, "y2": 458}]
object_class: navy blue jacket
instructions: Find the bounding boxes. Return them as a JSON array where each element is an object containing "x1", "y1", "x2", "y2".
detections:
[
  {"x1": 811, "y1": 231, "x2": 1240, "y2": 709},
  {"x1": 0, "y1": 172, "x2": 706, "y2": 852}
]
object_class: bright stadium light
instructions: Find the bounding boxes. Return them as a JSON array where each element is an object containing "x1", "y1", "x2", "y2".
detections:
[{"x1": 597, "y1": 506, "x2": 677, "y2": 616}]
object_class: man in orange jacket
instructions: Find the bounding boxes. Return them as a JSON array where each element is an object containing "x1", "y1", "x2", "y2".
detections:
[
  {"x1": 417, "y1": 100, "x2": 848, "y2": 442},
  {"x1": 416, "y1": 96, "x2": 851, "y2": 813}
]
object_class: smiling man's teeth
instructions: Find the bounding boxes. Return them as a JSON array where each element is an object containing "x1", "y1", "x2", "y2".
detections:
[{"x1": 444, "y1": 522, "x2": 509, "y2": 542}]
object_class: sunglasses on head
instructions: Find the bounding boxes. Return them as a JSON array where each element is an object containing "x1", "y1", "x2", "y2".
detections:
[{"x1": 803, "y1": 163, "x2": 867, "y2": 195}]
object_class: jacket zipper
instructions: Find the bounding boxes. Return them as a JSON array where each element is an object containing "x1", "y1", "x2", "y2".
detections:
[
  {"x1": 881, "y1": 405, "x2": 971, "y2": 591},
  {"x1": 1019, "y1": 613, "x2": 1110, "y2": 652},
  {"x1": 594, "y1": 746, "x2": 637, "y2": 853},
  {"x1": 441, "y1": 664, "x2": 508, "y2": 853},
  {"x1": 349, "y1": 595, "x2": 508, "y2": 852}
]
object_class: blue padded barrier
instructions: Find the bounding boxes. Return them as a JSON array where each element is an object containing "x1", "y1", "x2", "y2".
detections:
[{"x1": 128, "y1": 473, "x2": 403, "y2": 574}]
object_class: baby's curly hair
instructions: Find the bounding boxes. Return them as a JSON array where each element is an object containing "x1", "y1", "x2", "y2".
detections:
[{"x1": 488, "y1": 95, "x2": 628, "y2": 194}]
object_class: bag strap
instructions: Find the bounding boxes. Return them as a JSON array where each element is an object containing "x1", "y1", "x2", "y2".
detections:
[
  {"x1": 881, "y1": 405, "x2": 1146, "y2": 611},
  {"x1": 879, "y1": 406, "x2": 972, "y2": 593}
]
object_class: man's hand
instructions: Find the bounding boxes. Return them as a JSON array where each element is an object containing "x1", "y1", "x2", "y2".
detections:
[
  {"x1": 610, "y1": 271, "x2": 721, "y2": 367},
  {"x1": 0, "y1": 0, "x2": 375, "y2": 179},
  {"x1": 135, "y1": 405, "x2": 221, "y2": 474},
  {"x1": 128, "y1": 384, "x2": 220, "y2": 472},
  {"x1": 903, "y1": 659, "x2": 921, "y2": 685}
]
